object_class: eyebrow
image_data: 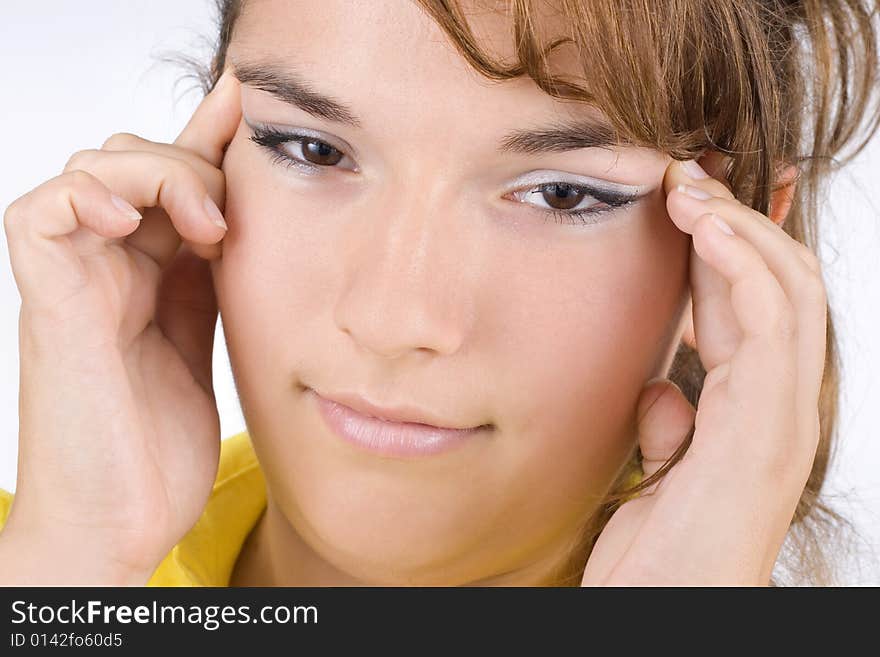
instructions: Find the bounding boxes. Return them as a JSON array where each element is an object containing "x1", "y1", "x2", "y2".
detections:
[
  {"x1": 497, "y1": 119, "x2": 622, "y2": 154},
  {"x1": 233, "y1": 59, "x2": 364, "y2": 128},
  {"x1": 231, "y1": 58, "x2": 624, "y2": 154}
]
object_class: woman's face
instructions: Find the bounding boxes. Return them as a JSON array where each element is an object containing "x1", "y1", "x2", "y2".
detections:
[{"x1": 213, "y1": 0, "x2": 690, "y2": 584}]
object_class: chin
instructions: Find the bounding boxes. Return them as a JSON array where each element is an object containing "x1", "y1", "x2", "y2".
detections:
[{"x1": 280, "y1": 461, "x2": 503, "y2": 585}]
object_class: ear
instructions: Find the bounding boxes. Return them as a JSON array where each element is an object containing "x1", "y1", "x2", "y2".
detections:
[
  {"x1": 769, "y1": 164, "x2": 799, "y2": 227},
  {"x1": 680, "y1": 295, "x2": 696, "y2": 350},
  {"x1": 678, "y1": 163, "x2": 799, "y2": 350}
]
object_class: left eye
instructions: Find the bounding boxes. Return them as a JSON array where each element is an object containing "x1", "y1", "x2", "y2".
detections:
[
  {"x1": 515, "y1": 183, "x2": 601, "y2": 212},
  {"x1": 507, "y1": 182, "x2": 640, "y2": 225}
]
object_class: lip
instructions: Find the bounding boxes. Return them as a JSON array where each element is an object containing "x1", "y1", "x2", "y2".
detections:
[{"x1": 308, "y1": 388, "x2": 491, "y2": 458}]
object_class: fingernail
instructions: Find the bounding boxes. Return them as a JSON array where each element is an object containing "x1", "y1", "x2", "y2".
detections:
[
  {"x1": 110, "y1": 194, "x2": 142, "y2": 222},
  {"x1": 203, "y1": 195, "x2": 227, "y2": 230},
  {"x1": 681, "y1": 159, "x2": 709, "y2": 179},
  {"x1": 710, "y1": 213, "x2": 735, "y2": 236},
  {"x1": 676, "y1": 184, "x2": 713, "y2": 201}
]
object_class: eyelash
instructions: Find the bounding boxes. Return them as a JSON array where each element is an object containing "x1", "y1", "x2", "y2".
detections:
[
  {"x1": 512, "y1": 185, "x2": 639, "y2": 225},
  {"x1": 249, "y1": 125, "x2": 346, "y2": 174},
  {"x1": 249, "y1": 125, "x2": 641, "y2": 226}
]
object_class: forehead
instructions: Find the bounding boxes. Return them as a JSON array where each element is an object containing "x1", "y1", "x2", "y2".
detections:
[{"x1": 230, "y1": 0, "x2": 597, "y2": 127}]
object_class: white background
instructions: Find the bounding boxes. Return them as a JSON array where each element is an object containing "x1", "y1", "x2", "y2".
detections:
[{"x1": 1, "y1": 1, "x2": 877, "y2": 583}]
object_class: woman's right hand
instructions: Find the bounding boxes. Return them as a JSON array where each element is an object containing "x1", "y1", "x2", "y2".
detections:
[{"x1": 0, "y1": 69, "x2": 242, "y2": 585}]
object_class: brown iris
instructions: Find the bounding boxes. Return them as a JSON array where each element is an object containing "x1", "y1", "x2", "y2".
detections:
[
  {"x1": 301, "y1": 138, "x2": 344, "y2": 166},
  {"x1": 541, "y1": 183, "x2": 587, "y2": 211}
]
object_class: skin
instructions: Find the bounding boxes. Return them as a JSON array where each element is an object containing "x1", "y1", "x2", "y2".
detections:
[
  {"x1": 0, "y1": 0, "x2": 821, "y2": 587},
  {"x1": 218, "y1": 0, "x2": 689, "y2": 586}
]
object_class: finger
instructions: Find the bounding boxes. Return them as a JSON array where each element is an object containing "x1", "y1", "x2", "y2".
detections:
[
  {"x1": 99, "y1": 133, "x2": 225, "y2": 204},
  {"x1": 667, "y1": 186, "x2": 826, "y2": 410},
  {"x1": 62, "y1": 149, "x2": 226, "y2": 269},
  {"x1": 171, "y1": 68, "x2": 240, "y2": 258},
  {"x1": 174, "y1": 68, "x2": 242, "y2": 167},
  {"x1": 664, "y1": 153, "x2": 737, "y2": 203},
  {"x1": 98, "y1": 133, "x2": 226, "y2": 261},
  {"x1": 698, "y1": 150, "x2": 734, "y2": 192},
  {"x1": 636, "y1": 378, "x2": 696, "y2": 493},
  {"x1": 662, "y1": 159, "x2": 740, "y2": 369},
  {"x1": 665, "y1": 154, "x2": 826, "y2": 406},
  {"x1": 669, "y1": 191, "x2": 823, "y2": 281},
  {"x1": 666, "y1": 158, "x2": 820, "y2": 276},
  {"x1": 3, "y1": 170, "x2": 143, "y2": 311},
  {"x1": 154, "y1": 242, "x2": 218, "y2": 395},
  {"x1": 689, "y1": 211, "x2": 803, "y2": 463},
  {"x1": 584, "y1": 380, "x2": 696, "y2": 585},
  {"x1": 691, "y1": 212, "x2": 795, "y2": 345},
  {"x1": 685, "y1": 239, "x2": 742, "y2": 370}
]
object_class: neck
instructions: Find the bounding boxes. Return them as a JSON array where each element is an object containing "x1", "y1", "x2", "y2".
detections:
[
  {"x1": 229, "y1": 498, "x2": 585, "y2": 587},
  {"x1": 230, "y1": 500, "x2": 366, "y2": 586}
]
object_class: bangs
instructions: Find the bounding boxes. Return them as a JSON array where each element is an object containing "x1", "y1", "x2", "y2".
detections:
[{"x1": 414, "y1": 0, "x2": 877, "y2": 221}]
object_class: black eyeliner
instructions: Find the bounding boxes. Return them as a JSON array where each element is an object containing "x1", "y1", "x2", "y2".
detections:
[{"x1": 245, "y1": 118, "x2": 647, "y2": 226}]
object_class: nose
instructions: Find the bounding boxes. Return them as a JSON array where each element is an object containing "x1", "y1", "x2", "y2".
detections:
[{"x1": 333, "y1": 181, "x2": 473, "y2": 360}]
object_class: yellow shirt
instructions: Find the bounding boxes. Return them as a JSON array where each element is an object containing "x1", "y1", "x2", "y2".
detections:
[{"x1": 0, "y1": 431, "x2": 267, "y2": 586}]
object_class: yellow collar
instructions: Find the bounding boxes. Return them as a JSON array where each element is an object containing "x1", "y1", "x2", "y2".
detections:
[{"x1": 147, "y1": 431, "x2": 266, "y2": 586}]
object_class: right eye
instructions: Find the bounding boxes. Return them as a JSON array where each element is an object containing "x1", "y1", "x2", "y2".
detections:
[{"x1": 249, "y1": 124, "x2": 358, "y2": 173}]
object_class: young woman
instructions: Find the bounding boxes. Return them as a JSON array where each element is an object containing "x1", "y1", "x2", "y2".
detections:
[{"x1": 0, "y1": 0, "x2": 878, "y2": 586}]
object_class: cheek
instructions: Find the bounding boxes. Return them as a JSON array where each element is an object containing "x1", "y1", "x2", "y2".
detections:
[
  {"x1": 211, "y1": 148, "x2": 690, "y2": 574},
  {"x1": 219, "y1": 134, "x2": 346, "y2": 276},
  {"x1": 485, "y1": 199, "x2": 690, "y2": 505},
  {"x1": 213, "y1": 135, "x2": 350, "y2": 346},
  {"x1": 210, "y1": 138, "x2": 350, "y2": 431}
]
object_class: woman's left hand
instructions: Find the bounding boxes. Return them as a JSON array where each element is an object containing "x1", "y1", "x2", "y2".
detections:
[{"x1": 581, "y1": 153, "x2": 826, "y2": 586}]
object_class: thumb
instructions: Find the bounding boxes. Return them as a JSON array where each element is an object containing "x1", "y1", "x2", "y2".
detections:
[{"x1": 636, "y1": 378, "x2": 696, "y2": 492}]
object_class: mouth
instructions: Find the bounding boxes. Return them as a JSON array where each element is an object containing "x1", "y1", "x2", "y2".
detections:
[{"x1": 306, "y1": 387, "x2": 492, "y2": 458}]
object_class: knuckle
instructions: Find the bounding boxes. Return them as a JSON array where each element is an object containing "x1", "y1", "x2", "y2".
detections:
[
  {"x1": 169, "y1": 157, "x2": 204, "y2": 188},
  {"x1": 772, "y1": 307, "x2": 799, "y2": 342},
  {"x1": 745, "y1": 420, "x2": 804, "y2": 485},
  {"x1": 798, "y1": 272, "x2": 827, "y2": 310},
  {"x1": 703, "y1": 197, "x2": 731, "y2": 214},
  {"x1": 747, "y1": 206, "x2": 779, "y2": 231},
  {"x1": 3, "y1": 195, "x2": 28, "y2": 235},
  {"x1": 758, "y1": 441, "x2": 799, "y2": 485},
  {"x1": 146, "y1": 156, "x2": 206, "y2": 208},
  {"x1": 63, "y1": 148, "x2": 100, "y2": 173},
  {"x1": 765, "y1": 426, "x2": 815, "y2": 491},
  {"x1": 65, "y1": 168, "x2": 96, "y2": 189},
  {"x1": 701, "y1": 179, "x2": 734, "y2": 200},
  {"x1": 758, "y1": 293, "x2": 798, "y2": 342},
  {"x1": 708, "y1": 197, "x2": 752, "y2": 222},
  {"x1": 101, "y1": 131, "x2": 140, "y2": 150},
  {"x1": 50, "y1": 170, "x2": 98, "y2": 211},
  {"x1": 798, "y1": 247, "x2": 822, "y2": 275}
]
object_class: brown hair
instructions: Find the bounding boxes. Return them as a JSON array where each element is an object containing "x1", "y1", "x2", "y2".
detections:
[{"x1": 177, "y1": 0, "x2": 880, "y2": 585}]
